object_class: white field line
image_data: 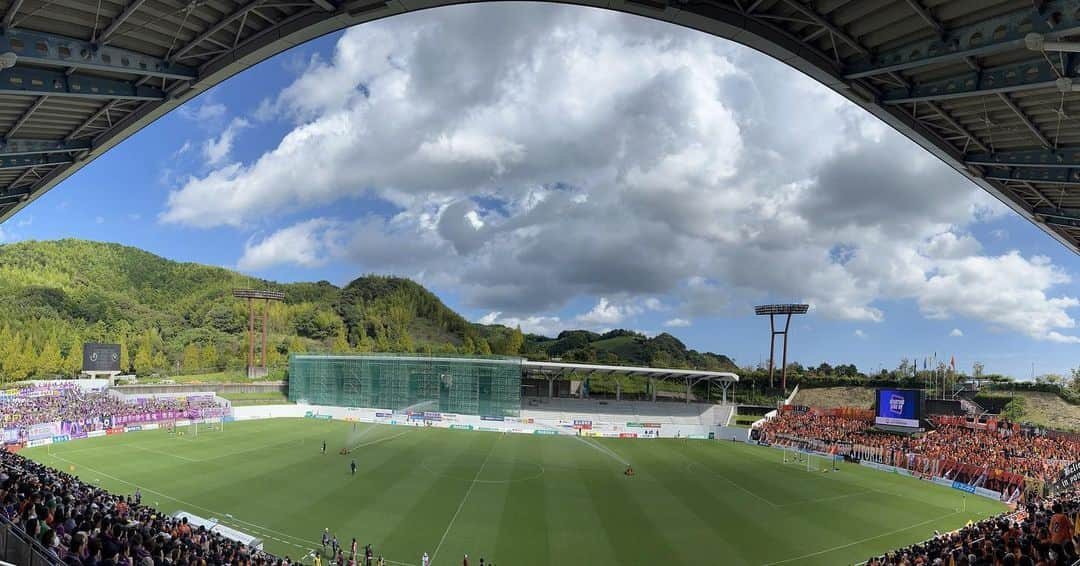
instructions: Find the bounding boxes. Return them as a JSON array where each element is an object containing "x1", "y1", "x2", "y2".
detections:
[
  {"x1": 49, "y1": 446, "x2": 417, "y2": 565},
  {"x1": 758, "y1": 511, "x2": 959, "y2": 566},
  {"x1": 430, "y1": 438, "x2": 497, "y2": 565}
]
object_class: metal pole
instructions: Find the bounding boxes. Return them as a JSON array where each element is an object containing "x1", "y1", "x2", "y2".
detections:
[
  {"x1": 261, "y1": 299, "x2": 269, "y2": 371},
  {"x1": 768, "y1": 314, "x2": 776, "y2": 389},
  {"x1": 247, "y1": 298, "x2": 254, "y2": 377},
  {"x1": 686, "y1": 378, "x2": 691, "y2": 404},
  {"x1": 781, "y1": 313, "x2": 792, "y2": 393}
]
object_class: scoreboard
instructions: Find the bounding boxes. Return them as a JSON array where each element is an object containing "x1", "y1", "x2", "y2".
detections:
[{"x1": 82, "y1": 343, "x2": 121, "y2": 372}]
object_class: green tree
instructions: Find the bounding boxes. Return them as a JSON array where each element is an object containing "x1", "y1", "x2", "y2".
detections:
[
  {"x1": 1001, "y1": 397, "x2": 1027, "y2": 423},
  {"x1": 37, "y1": 336, "x2": 63, "y2": 376},
  {"x1": 478, "y1": 339, "x2": 492, "y2": 356},
  {"x1": 505, "y1": 326, "x2": 524, "y2": 355},
  {"x1": 182, "y1": 343, "x2": 202, "y2": 372},
  {"x1": 331, "y1": 331, "x2": 350, "y2": 353}
]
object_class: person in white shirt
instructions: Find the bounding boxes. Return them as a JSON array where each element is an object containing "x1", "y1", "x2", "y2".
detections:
[{"x1": 422, "y1": 552, "x2": 430, "y2": 566}]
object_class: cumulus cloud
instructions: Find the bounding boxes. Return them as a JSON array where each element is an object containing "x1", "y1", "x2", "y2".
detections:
[
  {"x1": 203, "y1": 118, "x2": 250, "y2": 166},
  {"x1": 950, "y1": 328, "x2": 964, "y2": 337},
  {"x1": 664, "y1": 318, "x2": 691, "y2": 328},
  {"x1": 238, "y1": 218, "x2": 336, "y2": 270},
  {"x1": 576, "y1": 298, "x2": 642, "y2": 326},
  {"x1": 477, "y1": 311, "x2": 567, "y2": 337},
  {"x1": 178, "y1": 101, "x2": 226, "y2": 123},
  {"x1": 159, "y1": 4, "x2": 1080, "y2": 344},
  {"x1": 854, "y1": 329, "x2": 866, "y2": 339}
]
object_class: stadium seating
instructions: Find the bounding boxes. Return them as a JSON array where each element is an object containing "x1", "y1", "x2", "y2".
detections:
[
  {"x1": 0, "y1": 449, "x2": 284, "y2": 565},
  {"x1": 520, "y1": 398, "x2": 732, "y2": 427},
  {"x1": 865, "y1": 490, "x2": 1079, "y2": 565}
]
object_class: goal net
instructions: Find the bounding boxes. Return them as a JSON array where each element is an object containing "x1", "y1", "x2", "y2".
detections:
[
  {"x1": 185, "y1": 418, "x2": 224, "y2": 438},
  {"x1": 782, "y1": 445, "x2": 838, "y2": 473}
]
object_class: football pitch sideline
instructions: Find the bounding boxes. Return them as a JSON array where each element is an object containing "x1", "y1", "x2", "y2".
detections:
[{"x1": 23, "y1": 419, "x2": 1004, "y2": 565}]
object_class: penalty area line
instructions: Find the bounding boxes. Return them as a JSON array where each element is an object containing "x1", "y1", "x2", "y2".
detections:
[{"x1": 758, "y1": 511, "x2": 959, "y2": 565}]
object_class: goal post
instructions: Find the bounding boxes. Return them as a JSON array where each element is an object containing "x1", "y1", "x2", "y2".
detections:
[{"x1": 782, "y1": 445, "x2": 839, "y2": 472}]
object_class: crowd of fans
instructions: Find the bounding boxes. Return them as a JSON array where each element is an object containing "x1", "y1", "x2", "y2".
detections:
[
  {"x1": 865, "y1": 490, "x2": 1079, "y2": 566},
  {"x1": 760, "y1": 410, "x2": 1079, "y2": 492},
  {"x1": 0, "y1": 384, "x2": 224, "y2": 432},
  {"x1": 0, "y1": 448, "x2": 286, "y2": 565}
]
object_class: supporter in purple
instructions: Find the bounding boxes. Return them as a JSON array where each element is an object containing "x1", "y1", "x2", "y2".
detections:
[{"x1": 0, "y1": 449, "x2": 283, "y2": 565}]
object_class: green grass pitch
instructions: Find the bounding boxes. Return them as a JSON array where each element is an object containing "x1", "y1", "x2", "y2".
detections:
[{"x1": 23, "y1": 419, "x2": 1005, "y2": 565}]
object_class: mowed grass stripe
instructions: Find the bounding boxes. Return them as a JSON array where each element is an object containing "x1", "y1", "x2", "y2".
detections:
[{"x1": 24, "y1": 420, "x2": 1006, "y2": 566}]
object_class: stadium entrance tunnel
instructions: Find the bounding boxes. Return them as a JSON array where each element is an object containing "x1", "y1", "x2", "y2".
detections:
[{"x1": 2, "y1": 1, "x2": 1080, "y2": 252}]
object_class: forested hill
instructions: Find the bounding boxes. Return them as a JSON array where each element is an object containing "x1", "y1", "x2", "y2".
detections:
[{"x1": 0, "y1": 239, "x2": 737, "y2": 381}]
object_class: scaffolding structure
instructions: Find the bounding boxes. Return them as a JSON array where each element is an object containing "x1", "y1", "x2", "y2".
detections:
[{"x1": 289, "y1": 353, "x2": 523, "y2": 417}]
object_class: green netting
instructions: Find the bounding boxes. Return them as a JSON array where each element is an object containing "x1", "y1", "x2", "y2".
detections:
[{"x1": 288, "y1": 353, "x2": 522, "y2": 417}]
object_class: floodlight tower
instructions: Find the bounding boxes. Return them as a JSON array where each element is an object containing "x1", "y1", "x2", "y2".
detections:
[
  {"x1": 233, "y1": 289, "x2": 286, "y2": 378},
  {"x1": 754, "y1": 304, "x2": 809, "y2": 393}
]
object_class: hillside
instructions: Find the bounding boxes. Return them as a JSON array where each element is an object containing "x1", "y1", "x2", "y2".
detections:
[
  {"x1": 0, "y1": 239, "x2": 735, "y2": 381},
  {"x1": 525, "y1": 329, "x2": 737, "y2": 370}
]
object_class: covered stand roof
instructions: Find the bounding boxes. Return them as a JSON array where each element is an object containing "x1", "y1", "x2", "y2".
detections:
[
  {"x1": 522, "y1": 360, "x2": 739, "y2": 382},
  {"x1": 0, "y1": 1, "x2": 1079, "y2": 252}
]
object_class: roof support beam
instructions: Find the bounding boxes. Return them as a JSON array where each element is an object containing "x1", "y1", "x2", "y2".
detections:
[
  {"x1": 1042, "y1": 216, "x2": 1080, "y2": 229},
  {"x1": 172, "y1": 1, "x2": 269, "y2": 62},
  {"x1": 0, "y1": 153, "x2": 73, "y2": 170},
  {"x1": 0, "y1": 27, "x2": 196, "y2": 80},
  {"x1": 0, "y1": 190, "x2": 30, "y2": 206},
  {"x1": 845, "y1": 0, "x2": 1080, "y2": 79},
  {"x1": 881, "y1": 56, "x2": 1076, "y2": 104},
  {"x1": 779, "y1": 0, "x2": 868, "y2": 56},
  {"x1": 6, "y1": 95, "x2": 46, "y2": 138},
  {"x1": 1034, "y1": 206, "x2": 1080, "y2": 221},
  {"x1": 966, "y1": 149, "x2": 1080, "y2": 169},
  {"x1": 983, "y1": 166, "x2": 1080, "y2": 186},
  {"x1": 0, "y1": 138, "x2": 91, "y2": 157},
  {"x1": 996, "y1": 93, "x2": 1051, "y2": 148},
  {"x1": 3, "y1": 0, "x2": 23, "y2": 29},
  {"x1": 98, "y1": 0, "x2": 148, "y2": 44},
  {"x1": 902, "y1": 0, "x2": 943, "y2": 36},
  {"x1": 310, "y1": 0, "x2": 336, "y2": 10},
  {"x1": 0, "y1": 67, "x2": 164, "y2": 100}
]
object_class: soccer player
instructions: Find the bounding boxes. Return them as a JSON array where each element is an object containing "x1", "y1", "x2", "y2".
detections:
[
  {"x1": 463, "y1": 554, "x2": 468, "y2": 566},
  {"x1": 322, "y1": 528, "x2": 330, "y2": 552},
  {"x1": 351, "y1": 537, "x2": 358, "y2": 559},
  {"x1": 315, "y1": 553, "x2": 323, "y2": 566},
  {"x1": 351, "y1": 459, "x2": 357, "y2": 476},
  {"x1": 332, "y1": 535, "x2": 339, "y2": 557},
  {"x1": 422, "y1": 552, "x2": 430, "y2": 566},
  {"x1": 323, "y1": 441, "x2": 327, "y2": 455}
]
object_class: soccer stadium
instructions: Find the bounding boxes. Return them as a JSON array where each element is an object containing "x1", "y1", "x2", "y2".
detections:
[{"x1": 0, "y1": 0, "x2": 1078, "y2": 566}]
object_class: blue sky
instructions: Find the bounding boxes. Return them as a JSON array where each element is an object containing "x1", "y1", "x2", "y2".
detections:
[{"x1": 1, "y1": 3, "x2": 1078, "y2": 379}]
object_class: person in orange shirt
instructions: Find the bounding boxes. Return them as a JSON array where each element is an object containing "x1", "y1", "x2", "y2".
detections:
[{"x1": 1049, "y1": 503, "x2": 1074, "y2": 546}]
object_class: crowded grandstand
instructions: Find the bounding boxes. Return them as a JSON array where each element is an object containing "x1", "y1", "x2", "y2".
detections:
[{"x1": 0, "y1": 375, "x2": 1075, "y2": 564}]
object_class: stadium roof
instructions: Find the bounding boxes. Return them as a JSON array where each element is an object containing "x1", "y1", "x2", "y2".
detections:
[
  {"x1": 522, "y1": 360, "x2": 739, "y2": 382},
  {"x1": 0, "y1": 2, "x2": 1079, "y2": 251}
]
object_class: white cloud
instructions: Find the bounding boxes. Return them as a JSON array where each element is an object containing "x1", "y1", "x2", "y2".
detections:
[
  {"x1": 576, "y1": 298, "x2": 642, "y2": 327},
  {"x1": 15, "y1": 215, "x2": 31, "y2": 227},
  {"x1": 178, "y1": 101, "x2": 226, "y2": 123},
  {"x1": 477, "y1": 311, "x2": 567, "y2": 337},
  {"x1": 664, "y1": 318, "x2": 691, "y2": 327},
  {"x1": 203, "y1": 118, "x2": 250, "y2": 166},
  {"x1": 854, "y1": 329, "x2": 866, "y2": 338},
  {"x1": 238, "y1": 218, "x2": 336, "y2": 271},
  {"x1": 157, "y1": 4, "x2": 1080, "y2": 344},
  {"x1": 950, "y1": 328, "x2": 964, "y2": 337}
]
